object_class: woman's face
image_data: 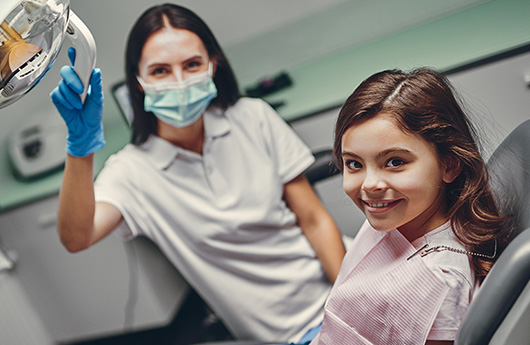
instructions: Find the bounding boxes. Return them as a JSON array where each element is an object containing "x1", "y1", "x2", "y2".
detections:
[
  {"x1": 138, "y1": 26, "x2": 211, "y2": 84},
  {"x1": 341, "y1": 114, "x2": 457, "y2": 241}
]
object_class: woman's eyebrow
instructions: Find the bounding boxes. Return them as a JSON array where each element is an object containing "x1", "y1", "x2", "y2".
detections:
[
  {"x1": 146, "y1": 62, "x2": 169, "y2": 70},
  {"x1": 146, "y1": 55, "x2": 203, "y2": 69},
  {"x1": 182, "y1": 55, "x2": 204, "y2": 64}
]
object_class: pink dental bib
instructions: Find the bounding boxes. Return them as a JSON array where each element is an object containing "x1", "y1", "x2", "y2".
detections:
[{"x1": 312, "y1": 222, "x2": 449, "y2": 345}]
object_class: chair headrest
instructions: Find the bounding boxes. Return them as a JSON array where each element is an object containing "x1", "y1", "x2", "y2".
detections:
[
  {"x1": 487, "y1": 119, "x2": 530, "y2": 235},
  {"x1": 304, "y1": 149, "x2": 340, "y2": 185}
]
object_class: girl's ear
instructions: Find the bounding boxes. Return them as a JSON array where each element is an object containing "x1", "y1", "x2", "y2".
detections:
[{"x1": 442, "y1": 158, "x2": 462, "y2": 183}]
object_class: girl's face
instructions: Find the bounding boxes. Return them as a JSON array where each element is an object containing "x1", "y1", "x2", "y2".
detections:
[
  {"x1": 341, "y1": 114, "x2": 458, "y2": 241},
  {"x1": 138, "y1": 26, "x2": 211, "y2": 84}
]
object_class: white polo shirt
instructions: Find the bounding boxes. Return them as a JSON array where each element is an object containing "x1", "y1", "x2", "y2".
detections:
[{"x1": 94, "y1": 98, "x2": 331, "y2": 342}]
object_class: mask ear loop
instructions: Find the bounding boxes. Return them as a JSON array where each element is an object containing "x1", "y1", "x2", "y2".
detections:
[
  {"x1": 207, "y1": 61, "x2": 214, "y2": 77},
  {"x1": 136, "y1": 76, "x2": 151, "y2": 94}
]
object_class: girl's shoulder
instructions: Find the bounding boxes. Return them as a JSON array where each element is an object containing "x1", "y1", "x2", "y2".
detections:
[{"x1": 414, "y1": 224, "x2": 475, "y2": 289}]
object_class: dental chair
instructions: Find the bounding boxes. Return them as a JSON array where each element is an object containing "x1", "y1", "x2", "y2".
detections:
[
  {"x1": 304, "y1": 149, "x2": 340, "y2": 185},
  {"x1": 456, "y1": 119, "x2": 530, "y2": 345}
]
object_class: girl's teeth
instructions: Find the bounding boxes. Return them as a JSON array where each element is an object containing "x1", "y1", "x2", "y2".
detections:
[{"x1": 369, "y1": 202, "x2": 389, "y2": 208}]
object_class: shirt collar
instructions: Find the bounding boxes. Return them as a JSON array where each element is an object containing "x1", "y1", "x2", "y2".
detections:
[
  {"x1": 140, "y1": 135, "x2": 180, "y2": 170},
  {"x1": 204, "y1": 105, "x2": 230, "y2": 139},
  {"x1": 140, "y1": 106, "x2": 231, "y2": 170}
]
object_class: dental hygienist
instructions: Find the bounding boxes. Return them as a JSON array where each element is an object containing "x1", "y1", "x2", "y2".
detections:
[{"x1": 50, "y1": 3, "x2": 346, "y2": 343}]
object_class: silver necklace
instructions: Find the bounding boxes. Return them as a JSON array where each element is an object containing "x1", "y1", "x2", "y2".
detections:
[{"x1": 407, "y1": 241, "x2": 497, "y2": 261}]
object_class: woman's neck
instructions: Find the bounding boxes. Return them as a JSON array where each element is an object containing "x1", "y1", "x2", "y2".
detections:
[{"x1": 157, "y1": 117, "x2": 205, "y2": 155}]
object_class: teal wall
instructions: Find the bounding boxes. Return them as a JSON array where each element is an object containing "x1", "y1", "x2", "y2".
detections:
[
  {"x1": 1, "y1": 0, "x2": 529, "y2": 211},
  {"x1": 225, "y1": 0, "x2": 486, "y2": 86},
  {"x1": 254, "y1": 0, "x2": 530, "y2": 121}
]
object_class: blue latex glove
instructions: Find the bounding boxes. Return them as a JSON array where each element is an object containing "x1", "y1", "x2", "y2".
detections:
[{"x1": 50, "y1": 47, "x2": 105, "y2": 157}]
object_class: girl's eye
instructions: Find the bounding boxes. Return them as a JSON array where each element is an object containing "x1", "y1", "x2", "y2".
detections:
[
  {"x1": 386, "y1": 158, "x2": 404, "y2": 167},
  {"x1": 346, "y1": 160, "x2": 362, "y2": 170}
]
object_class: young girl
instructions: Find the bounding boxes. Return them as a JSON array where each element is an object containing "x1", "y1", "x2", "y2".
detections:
[{"x1": 310, "y1": 68, "x2": 512, "y2": 344}]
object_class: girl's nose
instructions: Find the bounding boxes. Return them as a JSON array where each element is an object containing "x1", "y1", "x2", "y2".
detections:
[{"x1": 362, "y1": 170, "x2": 387, "y2": 192}]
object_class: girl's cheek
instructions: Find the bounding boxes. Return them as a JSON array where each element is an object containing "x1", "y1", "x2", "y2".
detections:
[
  {"x1": 388, "y1": 172, "x2": 416, "y2": 188},
  {"x1": 343, "y1": 175, "x2": 361, "y2": 198}
]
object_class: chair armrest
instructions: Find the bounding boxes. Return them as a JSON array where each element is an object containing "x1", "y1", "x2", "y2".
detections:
[{"x1": 456, "y1": 228, "x2": 530, "y2": 345}]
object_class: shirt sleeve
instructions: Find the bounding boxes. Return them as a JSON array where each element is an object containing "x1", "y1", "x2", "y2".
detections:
[
  {"x1": 251, "y1": 98, "x2": 315, "y2": 183},
  {"x1": 427, "y1": 267, "x2": 474, "y2": 340},
  {"x1": 94, "y1": 152, "x2": 146, "y2": 241}
]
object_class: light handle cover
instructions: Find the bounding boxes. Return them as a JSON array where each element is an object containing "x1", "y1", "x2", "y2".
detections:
[{"x1": 66, "y1": 10, "x2": 96, "y2": 103}]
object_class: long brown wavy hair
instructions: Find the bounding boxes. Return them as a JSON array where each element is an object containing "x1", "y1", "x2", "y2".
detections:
[{"x1": 333, "y1": 68, "x2": 513, "y2": 278}]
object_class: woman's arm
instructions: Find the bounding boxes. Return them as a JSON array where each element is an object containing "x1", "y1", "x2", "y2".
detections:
[
  {"x1": 51, "y1": 50, "x2": 122, "y2": 253},
  {"x1": 283, "y1": 174, "x2": 346, "y2": 283},
  {"x1": 57, "y1": 154, "x2": 122, "y2": 253}
]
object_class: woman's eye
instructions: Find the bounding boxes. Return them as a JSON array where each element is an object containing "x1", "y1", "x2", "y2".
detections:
[
  {"x1": 150, "y1": 67, "x2": 169, "y2": 78},
  {"x1": 386, "y1": 158, "x2": 404, "y2": 167},
  {"x1": 346, "y1": 160, "x2": 362, "y2": 170},
  {"x1": 184, "y1": 61, "x2": 202, "y2": 71}
]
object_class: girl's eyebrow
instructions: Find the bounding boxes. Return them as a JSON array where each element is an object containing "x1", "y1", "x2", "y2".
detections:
[
  {"x1": 376, "y1": 148, "x2": 413, "y2": 158},
  {"x1": 341, "y1": 148, "x2": 413, "y2": 159},
  {"x1": 341, "y1": 151, "x2": 360, "y2": 159}
]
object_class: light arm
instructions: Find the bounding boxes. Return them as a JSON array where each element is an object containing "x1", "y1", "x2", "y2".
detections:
[{"x1": 283, "y1": 174, "x2": 346, "y2": 283}]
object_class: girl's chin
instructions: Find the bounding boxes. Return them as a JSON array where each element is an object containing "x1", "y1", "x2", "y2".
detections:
[{"x1": 367, "y1": 222, "x2": 395, "y2": 232}]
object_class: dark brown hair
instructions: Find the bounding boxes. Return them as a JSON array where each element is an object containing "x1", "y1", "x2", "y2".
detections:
[
  {"x1": 334, "y1": 68, "x2": 512, "y2": 278},
  {"x1": 125, "y1": 3, "x2": 240, "y2": 144}
]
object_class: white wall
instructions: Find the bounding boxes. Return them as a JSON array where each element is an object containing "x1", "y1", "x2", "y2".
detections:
[
  {"x1": 0, "y1": 195, "x2": 189, "y2": 343},
  {"x1": 0, "y1": 0, "x2": 485, "y2": 149},
  {"x1": 449, "y1": 52, "x2": 530, "y2": 159}
]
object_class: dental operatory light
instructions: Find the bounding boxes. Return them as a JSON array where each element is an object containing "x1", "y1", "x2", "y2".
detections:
[{"x1": 0, "y1": 0, "x2": 96, "y2": 109}]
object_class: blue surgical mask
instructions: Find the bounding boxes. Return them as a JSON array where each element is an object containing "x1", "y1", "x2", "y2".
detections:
[{"x1": 138, "y1": 62, "x2": 217, "y2": 128}]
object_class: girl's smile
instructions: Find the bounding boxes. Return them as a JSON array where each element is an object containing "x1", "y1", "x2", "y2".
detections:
[
  {"x1": 362, "y1": 199, "x2": 403, "y2": 213},
  {"x1": 341, "y1": 114, "x2": 459, "y2": 241}
]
